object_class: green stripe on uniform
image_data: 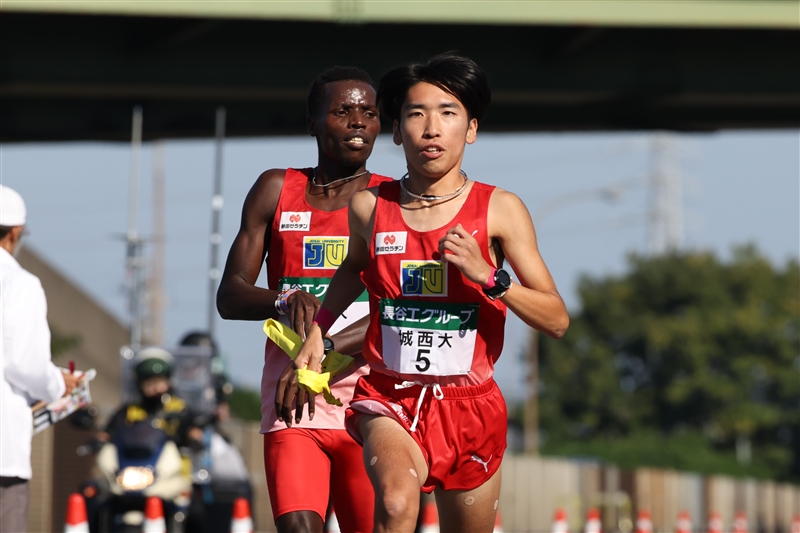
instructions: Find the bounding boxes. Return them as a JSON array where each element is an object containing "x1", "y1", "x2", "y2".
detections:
[
  {"x1": 380, "y1": 298, "x2": 479, "y2": 331},
  {"x1": 279, "y1": 276, "x2": 368, "y2": 302}
]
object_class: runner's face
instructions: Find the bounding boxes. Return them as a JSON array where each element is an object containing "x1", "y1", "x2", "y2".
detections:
[
  {"x1": 393, "y1": 82, "x2": 477, "y2": 180},
  {"x1": 311, "y1": 80, "x2": 380, "y2": 168}
]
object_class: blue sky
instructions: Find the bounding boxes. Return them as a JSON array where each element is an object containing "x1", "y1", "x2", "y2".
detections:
[{"x1": 2, "y1": 130, "x2": 798, "y2": 401}]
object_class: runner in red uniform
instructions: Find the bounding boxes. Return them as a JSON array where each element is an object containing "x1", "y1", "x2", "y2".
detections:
[
  {"x1": 280, "y1": 55, "x2": 569, "y2": 533},
  {"x1": 217, "y1": 67, "x2": 391, "y2": 533}
]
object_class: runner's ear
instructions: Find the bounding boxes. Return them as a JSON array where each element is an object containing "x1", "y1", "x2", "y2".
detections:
[
  {"x1": 307, "y1": 115, "x2": 317, "y2": 137},
  {"x1": 466, "y1": 118, "x2": 478, "y2": 145},
  {"x1": 393, "y1": 120, "x2": 403, "y2": 146}
]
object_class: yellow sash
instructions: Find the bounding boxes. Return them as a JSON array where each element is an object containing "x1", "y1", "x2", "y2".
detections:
[{"x1": 263, "y1": 319, "x2": 354, "y2": 406}]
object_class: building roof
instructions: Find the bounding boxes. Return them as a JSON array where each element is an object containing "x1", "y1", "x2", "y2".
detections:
[{"x1": 3, "y1": 0, "x2": 798, "y2": 29}]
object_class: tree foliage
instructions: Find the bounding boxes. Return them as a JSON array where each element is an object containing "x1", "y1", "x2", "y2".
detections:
[
  {"x1": 228, "y1": 386, "x2": 262, "y2": 422},
  {"x1": 539, "y1": 246, "x2": 800, "y2": 481}
]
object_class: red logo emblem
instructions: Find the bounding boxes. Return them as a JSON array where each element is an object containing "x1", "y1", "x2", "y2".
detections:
[
  {"x1": 383, "y1": 234, "x2": 396, "y2": 245},
  {"x1": 289, "y1": 214, "x2": 301, "y2": 223}
]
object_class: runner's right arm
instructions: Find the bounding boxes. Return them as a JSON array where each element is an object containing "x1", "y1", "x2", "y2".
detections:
[
  {"x1": 217, "y1": 169, "x2": 322, "y2": 334},
  {"x1": 285, "y1": 188, "x2": 377, "y2": 379}
]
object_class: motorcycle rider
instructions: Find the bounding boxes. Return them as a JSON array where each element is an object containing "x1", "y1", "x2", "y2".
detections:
[{"x1": 98, "y1": 347, "x2": 203, "y2": 447}]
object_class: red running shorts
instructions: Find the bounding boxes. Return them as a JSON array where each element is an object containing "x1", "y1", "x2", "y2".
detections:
[
  {"x1": 345, "y1": 371, "x2": 508, "y2": 493},
  {"x1": 263, "y1": 428, "x2": 373, "y2": 532}
]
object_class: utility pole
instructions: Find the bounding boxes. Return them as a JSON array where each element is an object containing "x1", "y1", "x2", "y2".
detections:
[
  {"x1": 147, "y1": 140, "x2": 167, "y2": 346},
  {"x1": 524, "y1": 182, "x2": 628, "y2": 454},
  {"x1": 207, "y1": 107, "x2": 226, "y2": 337},
  {"x1": 524, "y1": 329, "x2": 540, "y2": 454},
  {"x1": 647, "y1": 133, "x2": 683, "y2": 255},
  {"x1": 125, "y1": 106, "x2": 146, "y2": 351}
]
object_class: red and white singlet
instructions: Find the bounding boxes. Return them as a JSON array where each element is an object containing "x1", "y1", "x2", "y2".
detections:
[
  {"x1": 361, "y1": 180, "x2": 507, "y2": 387},
  {"x1": 260, "y1": 168, "x2": 392, "y2": 433}
]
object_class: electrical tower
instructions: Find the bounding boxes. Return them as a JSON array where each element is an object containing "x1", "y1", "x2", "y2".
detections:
[
  {"x1": 647, "y1": 133, "x2": 684, "y2": 254},
  {"x1": 144, "y1": 140, "x2": 167, "y2": 346},
  {"x1": 125, "y1": 106, "x2": 146, "y2": 351}
]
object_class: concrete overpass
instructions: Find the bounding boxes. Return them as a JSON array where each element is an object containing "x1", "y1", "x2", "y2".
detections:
[{"x1": 1, "y1": 1, "x2": 798, "y2": 142}]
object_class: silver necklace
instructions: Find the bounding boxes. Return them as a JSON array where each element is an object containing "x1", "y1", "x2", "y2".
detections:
[
  {"x1": 400, "y1": 170, "x2": 469, "y2": 202},
  {"x1": 311, "y1": 168, "x2": 369, "y2": 188}
]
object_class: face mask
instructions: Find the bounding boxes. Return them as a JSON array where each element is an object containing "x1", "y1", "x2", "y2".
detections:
[{"x1": 12, "y1": 235, "x2": 24, "y2": 258}]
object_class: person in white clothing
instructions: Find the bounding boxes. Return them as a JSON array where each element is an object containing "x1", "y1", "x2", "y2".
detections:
[{"x1": 0, "y1": 185, "x2": 78, "y2": 532}]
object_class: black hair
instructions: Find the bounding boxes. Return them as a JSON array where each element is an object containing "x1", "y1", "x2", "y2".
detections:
[
  {"x1": 0, "y1": 226, "x2": 11, "y2": 240},
  {"x1": 377, "y1": 54, "x2": 491, "y2": 123},
  {"x1": 307, "y1": 66, "x2": 374, "y2": 118}
]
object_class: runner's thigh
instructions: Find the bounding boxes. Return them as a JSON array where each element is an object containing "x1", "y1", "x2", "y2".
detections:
[
  {"x1": 263, "y1": 429, "x2": 331, "y2": 520},
  {"x1": 358, "y1": 414, "x2": 429, "y2": 489},
  {"x1": 329, "y1": 430, "x2": 374, "y2": 533}
]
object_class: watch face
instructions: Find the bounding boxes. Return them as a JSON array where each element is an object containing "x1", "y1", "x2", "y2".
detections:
[
  {"x1": 495, "y1": 269, "x2": 511, "y2": 289},
  {"x1": 323, "y1": 337, "x2": 335, "y2": 353}
]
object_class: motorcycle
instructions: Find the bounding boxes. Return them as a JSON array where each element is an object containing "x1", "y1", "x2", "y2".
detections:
[
  {"x1": 79, "y1": 420, "x2": 192, "y2": 533},
  {"x1": 181, "y1": 425, "x2": 253, "y2": 533}
]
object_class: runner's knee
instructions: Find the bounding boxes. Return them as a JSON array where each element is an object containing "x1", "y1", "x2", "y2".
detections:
[{"x1": 376, "y1": 483, "x2": 419, "y2": 523}]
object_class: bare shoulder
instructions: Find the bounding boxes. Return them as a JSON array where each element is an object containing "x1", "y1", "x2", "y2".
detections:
[
  {"x1": 489, "y1": 187, "x2": 531, "y2": 220},
  {"x1": 240, "y1": 168, "x2": 287, "y2": 219},
  {"x1": 252, "y1": 168, "x2": 287, "y2": 198},
  {"x1": 350, "y1": 186, "x2": 380, "y2": 218}
]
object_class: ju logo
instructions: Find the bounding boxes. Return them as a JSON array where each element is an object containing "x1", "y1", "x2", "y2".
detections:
[
  {"x1": 401, "y1": 260, "x2": 447, "y2": 296},
  {"x1": 303, "y1": 237, "x2": 348, "y2": 269}
]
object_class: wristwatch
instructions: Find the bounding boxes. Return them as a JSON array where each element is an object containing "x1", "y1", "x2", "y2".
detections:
[
  {"x1": 482, "y1": 269, "x2": 512, "y2": 301},
  {"x1": 322, "y1": 337, "x2": 335, "y2": 355}
]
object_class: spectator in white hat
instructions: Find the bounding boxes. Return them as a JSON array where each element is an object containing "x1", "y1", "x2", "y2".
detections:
[{"x1": 0, "y1": 185, "x2": 78, "y2": 532}]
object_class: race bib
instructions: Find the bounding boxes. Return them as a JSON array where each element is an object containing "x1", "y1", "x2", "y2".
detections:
[{"x1": 380, "y1": 298, "x2": 478, "y2": 376}]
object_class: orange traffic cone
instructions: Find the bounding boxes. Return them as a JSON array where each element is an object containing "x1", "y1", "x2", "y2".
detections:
[
  {"x1": 493, "y1": 508, "x2": 504, "y2": 533},
  {"x1": 791, "y1": 515, "x2": 800, "y2": 533},
  {"x1": 143, "y1": 497, "x2": 166, "y2": 533},
  {"x1": 733, "y1": 512, "x2": 748, "y2": 533},
  {"x1": 675, "y1": 510, "x2": 693, "y2": 533},
  {"x1": 230, "y1": 497, "x2": 254, "y2": 533},
  {"x1": 584, "y1": 508, "x2": 602, "y2": 533},
  {"x1": 552, "y1": 508, "x2": 569, "y2": 533},
  {"x1": 636, "y1": 510, "x2": 653, "y2": 533},
  {"x1": 64, "y1": 493, "x2": 89, "y2": 533},
  {"x1": 420, "y1": 500, "x2": 440, "y2": 533},
  {"x1": 708, "y1": 512, "x2": 724, "y2": 533}
]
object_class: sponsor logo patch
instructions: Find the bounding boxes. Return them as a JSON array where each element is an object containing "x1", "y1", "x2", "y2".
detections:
[
  {"x1": 303, "y1": 236, "x2": 348, "y2": 269},
  {"x1": 375, "y1": 231, "x2": 407, "y2": 255},
  {"x1": 279, "y1": 211, "x2": 311, "y2": 231},
  {"x1": 400, "y1": 260, "x2": 447, "y2": 296}
]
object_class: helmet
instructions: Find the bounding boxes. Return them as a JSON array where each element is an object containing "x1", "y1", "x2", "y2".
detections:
[
  {"x1": 133, "y1": 347, "x2": 174, "y2": 381},
  {"x1": 179, "y1": 330, "x2": 218, "y2": 357}
]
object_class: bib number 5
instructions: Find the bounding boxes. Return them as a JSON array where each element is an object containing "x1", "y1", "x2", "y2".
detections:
[{"x1": 415, "y1": 349, "x2": 431, "y2": 373}]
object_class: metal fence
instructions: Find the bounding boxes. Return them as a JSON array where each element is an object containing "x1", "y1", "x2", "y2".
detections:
[{"x1": 499, "y1": 455, "x2": 800, "y2": 533}]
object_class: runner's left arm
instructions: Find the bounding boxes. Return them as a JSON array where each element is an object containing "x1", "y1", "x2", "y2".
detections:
[{"x1": 438, "y1": 188, "x2": 569, "y2": 339}]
